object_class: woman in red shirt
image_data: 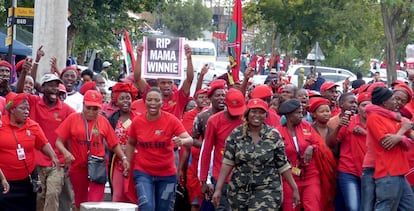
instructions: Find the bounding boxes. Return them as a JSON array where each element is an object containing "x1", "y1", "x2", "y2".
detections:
[
  {"x1": 55, "y1": 90, "x2": 129, "y2": 211},
  {"x1": 0, "y1": 93, "x2": 59, "y2": 211},
  {"x1": 125, "y1": 87, "x2": 193, "y2": 210},
  {"x1": 276, "y1": 99, "x2": 322, "y2": 211}
]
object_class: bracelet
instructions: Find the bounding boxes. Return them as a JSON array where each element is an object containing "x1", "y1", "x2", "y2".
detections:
[
  {"x1": 34, "y1": 61, "x2": 39, "y2": 65},
  {"x1": 122, "y1": 156, "x2": 128, "y2": 161}
]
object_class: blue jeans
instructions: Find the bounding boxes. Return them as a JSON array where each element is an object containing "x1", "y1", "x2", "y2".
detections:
[
  {"x1": 133, "y1": 170, "x2": 177, "y2": 211},
  {"x1": 337, "y1": 172, "x2": 361, "y2": 211},
  {"x1": 361, "y1": 167, "x2": 375, "y2": 211},
  {"x1": 375, "y1": 175, "x2": 414, "y2": 211}
]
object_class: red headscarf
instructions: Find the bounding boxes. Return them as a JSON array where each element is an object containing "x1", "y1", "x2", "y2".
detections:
[
  {"x1": 6, "y1": 93, "x2": 28, "y2": 111},
  {"x1": 111, "y1": 82, "x2": 138, "y2": 104},
  {"x1": 79, "y1": 81, "x2": 97, "y2": 95}
]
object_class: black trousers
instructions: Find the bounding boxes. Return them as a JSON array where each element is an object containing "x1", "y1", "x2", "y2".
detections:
[{"x1": 0, "y1": 177, "x2": 36, "y2": 211}]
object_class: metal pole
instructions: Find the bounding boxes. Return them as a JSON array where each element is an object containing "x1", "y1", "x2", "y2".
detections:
[{"x1": 7, "y1": 0, "x2": 17, "y2": 63}]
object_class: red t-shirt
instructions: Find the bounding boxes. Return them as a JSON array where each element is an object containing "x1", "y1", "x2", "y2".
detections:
[
  {"x1": 199, "y1": 111, "x2": 243, "y2": 182},
  {"x1": 102, "y1": 102, "x2": 119, "y2": 117},
  {"x1": 0, "y1": 115, "x2": 48, "y2": 181},
  {"x1": 367, "y1": 113, "x2": 410, "y2": 178},
  {"x1": 331, "y1": 105, "x2": 341, "y2": 117},
  {"x1": 55, "y1": 113, "x2": 119, "y2": 170},
  {"x1": 182, "y1": 108, "x2": 200, "y2": 133},
  {"x1": 0, "y1": 96, "x2": 5, "y2": 115},
  {"x1": 265, "y1": 109, "x2": 280, "y2": 128},
  {"x1": 142, "y1": 85, "x2": 190, "y2": 119},
  {"x1": 131, "y1": 99, "x2": 146, "y2": 115},
  {"x1": 276, "y1": 121, "x2": 320, "y2": 186},
  {"x1": 337, "y1": 114, "x2": 367, "y2": 177},
  {"x1": 128, "y1": 111, "x2": 186, "y2": 176},
  {"x1": 26, "y1": 95, "x2": 75, "y2": 166}
]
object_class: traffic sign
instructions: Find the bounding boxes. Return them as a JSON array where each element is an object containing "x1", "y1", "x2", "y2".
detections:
[
  {"x1": 15, "y1": 17, "x2": 34, "y2": 26},
  {"x1": 5, "y1": 27, "x2": 12, "y2": 46},
  {"x1": 10, "y1": 7, "x2": 35, "y2": 17}
]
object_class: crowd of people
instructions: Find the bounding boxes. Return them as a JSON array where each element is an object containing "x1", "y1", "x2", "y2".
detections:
[{"x1": 0, "y1": 42, "x2": 414, "y2": 211}]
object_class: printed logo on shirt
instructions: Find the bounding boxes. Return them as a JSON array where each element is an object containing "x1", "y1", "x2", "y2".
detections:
[
  {"x1": 92, "y1": 129, "x2": 99, "y2": 136},
  {"x1": 168, "y1": 100, "x2": 176, "y2": 106},
  {"x1": 302, "y1": 129, "x2": 311, "y2": 136},
  {"x1": 155, "y1": 130, "x2": 165, "y2": 136},
  {"x1": 76, "y1": 140, "x2": 101, "y2": 147},
  {"x1": 26, "y1": 130, "x2": 31, "y2": 136},
  {"x1": 138, "y1": 141, "x2": 166, "y2": 149},
  {"x1": 54, "y1": 112, "x2": 62, "y2": 122}
]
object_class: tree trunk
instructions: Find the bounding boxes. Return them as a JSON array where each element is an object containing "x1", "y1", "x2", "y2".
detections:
[
  {"x1": 67, "y1": 25, "x2": 79, "y2": 58},
  {"x1": 381, "y1": 4, "x2": 397, "y2": 86}
]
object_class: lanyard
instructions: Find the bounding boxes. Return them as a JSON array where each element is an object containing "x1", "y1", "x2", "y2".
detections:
[{"x1": 292, "y1": 136, "x2": 300, "y2": 153}]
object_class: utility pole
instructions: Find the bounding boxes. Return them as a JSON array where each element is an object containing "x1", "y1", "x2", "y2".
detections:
[
  {"x1": 6, "y1": 0, "x2": 17, "y2": 63},
  {"x1": 32, "y1": 0, "x2": 69, "y2": 80}
]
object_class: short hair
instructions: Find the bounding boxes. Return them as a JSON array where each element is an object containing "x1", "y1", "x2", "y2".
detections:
[
  {"x1": 81, "y1": 69, "x2": 94, "y2": 78},
  {"x1": 338, "y1": 92, "x2": 355, "y2": 104},
  {"x1": 147, "y1": 87, "x2": 162, "y2": 98}
]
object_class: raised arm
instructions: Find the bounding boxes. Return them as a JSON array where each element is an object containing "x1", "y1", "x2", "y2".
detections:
[
  {"x1": 133, "y1": 44, "x2": 148, "y2": 93},
  {"x1": 31, "y1": 45, "x2": 45, "y2": 83},
  {"x1": 181, "y1": 44, "x2": 194, "y2": 96},
  {"x1": 15, "y1": 59, "x2": 32, "y2": 93},
  {"x1": 240, "y1": 67, "x2": 254, "y2": 96},
  {"x1": 195, "y1": 64, "x2": 209, "y2": 93}
]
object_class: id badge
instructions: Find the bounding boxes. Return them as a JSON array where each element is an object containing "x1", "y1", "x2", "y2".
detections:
[
  {"x1": 17, "y1": 144, "x2": 26, "y2": 160},
  {"x1": 292, "y1": 167, "x2": 301, "y2": 176}
]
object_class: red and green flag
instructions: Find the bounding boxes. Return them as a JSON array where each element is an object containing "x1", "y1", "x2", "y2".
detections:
[
  {"x1": 228, "y1": 0, "x2": 242, "y2": 83},
  {"x1": 121, "y1": 29, "x2": 135, "y2": 75}
]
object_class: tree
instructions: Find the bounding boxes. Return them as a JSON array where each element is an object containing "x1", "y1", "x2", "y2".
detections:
[
  {"x1": 162, "y1": 0, "x2": 212, "y2": 39},
  {"x1": 380, "y1": 0, "x2": 414, "y2": 84}
]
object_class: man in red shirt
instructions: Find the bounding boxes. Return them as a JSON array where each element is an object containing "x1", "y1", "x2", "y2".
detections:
[
  {"x1": 199, "y1": 88, "x2": 246, "y2": 210},
  {"x1": 133, "y1": 43, "x2": 194, "y2": 119},
  {"x1": 16, "y1": 73, "x2": 76, "y2": 211},
  {"x1": 320, "y1": 82, "x2": 341, "y2": 117},
  {"x1": 368, "y1": 87, "x2": 414, "y2": 209}
]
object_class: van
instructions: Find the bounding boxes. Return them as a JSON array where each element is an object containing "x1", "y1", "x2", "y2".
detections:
[{"x1": 286, "y1": 65, "x2": 356, "y2": 87}]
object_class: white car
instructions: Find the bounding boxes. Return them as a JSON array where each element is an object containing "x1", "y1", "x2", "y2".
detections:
[
  {"x1": 368, "y1": 68, "x2": 408, "y2": 82},
  {"x1": 287, "y1": 64, "x2": 356, "y2": 87}
]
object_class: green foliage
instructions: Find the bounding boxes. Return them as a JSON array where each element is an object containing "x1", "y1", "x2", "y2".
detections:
[{"x1": 162, "y1": 0, "x2": 212, "y2": 39}]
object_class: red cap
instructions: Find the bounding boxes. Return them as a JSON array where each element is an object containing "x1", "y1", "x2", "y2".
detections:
[
  {"x1": 194, "y1": 88, "x2": 208, "y2": 98},
  {"x1": 207, "y1": 79, "x2": 227, "y2": 98},
  {"x1": 251, "y1": 85, "x2": 273, "y2": 99},
  {"x1": 357, "y1": 92, "x2": 371, "y2": 104},
  {"x1": 357, "y1": 84, "x2": 370, "y2": 94},
  {"x1": 308, "y1": 97, "x2": 330, "y2": 113},
  {"x1": 61, "y1": 66, "x2": 79, "y2": 77},
  {"x1": 83, "y1": 90, "x2": 103, "y2": 108},
  {"x1": 320, "y1": 82, "x2": 339, "y2": 93},
  {"x1": 391, "y1": 80, "x2": 406, "y2": 87},
  {"x1": 225, "y1": 88, "x2": 246, "y2": 116},
  {"x1": 394, "y1": 83, "x2": 413, "y2": 100},
  {"x1": 0, "y1": 61, "x2": 12, "y2": 71},
  {"x1": 79, "y1": 81, "x2": 97, "y2": 95},
  {"x1": 247, "y1": 98, "x2": 268, "y2": 111}
]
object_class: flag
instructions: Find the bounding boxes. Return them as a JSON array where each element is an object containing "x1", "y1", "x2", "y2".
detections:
[
  {"x1": 121, "y1": 29, "x2": 135, "y2": 75},
  {"x1": 228, "y1": 0, "x2": 242, "y2": 83}
]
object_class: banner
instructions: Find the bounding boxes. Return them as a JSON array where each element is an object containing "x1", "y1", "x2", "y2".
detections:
[
  {"x1": 142, "y1": 36, "x2": 184, "y2": 80},
  {"x1": 228, "y1": 0, "x2": 242, "y2": 82}
]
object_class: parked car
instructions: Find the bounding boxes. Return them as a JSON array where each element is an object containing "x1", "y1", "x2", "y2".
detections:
[
  {"x1": 287, "y1": 65, "x2": 356, "y2": 87},
  {"x1": 367, "y1": 68, "x2": 408, "y2": 82}
]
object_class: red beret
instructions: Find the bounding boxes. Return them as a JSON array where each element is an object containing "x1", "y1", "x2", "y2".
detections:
[
  {"x1": 367, "y1": 82, "x2": 387, "y2": 93},
  {"x1": 207, "y1": 79, "x2": 226, "y2": 98},
  {"x1": 61, "y1": 66, "x2": 79, "y2": 77},
  {"x1": 357, "y1": 92, "x2": 371, "y2": 104},
  {"x1": 0, "y1": 61, "x2": 12, "y2": 71},
  {"x1": 251, "y1": 85, "x2": 273, "y2": 99},
  {"x1": 308, "y1": 97, "x2": 330, "y2": 113},
  {"x1": 112, "y1": 82, "x2": 138, "y2": 103},
  {"x1": 79, "y1": 81, "x2": 97, "y2": 95},
  {"x1": 15, "y1": 60, "x2": 26, "y2": 73},
  {"x1": 357, "y1": 84, "x2": 370, "y2": 94},
  {"x1": 6, "y1": 93, "x2": 28, "y2": 111},
  {"x1": 394, "y1": 84, "x2": 413, "y2": 101},
  {"x1": 194, "y1": 88, "x2": 208, "y2": 98}
]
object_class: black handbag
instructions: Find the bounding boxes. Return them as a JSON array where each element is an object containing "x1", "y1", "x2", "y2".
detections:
[{"x1": 83, "y1": 114, "x2": 107, "y2": 184}]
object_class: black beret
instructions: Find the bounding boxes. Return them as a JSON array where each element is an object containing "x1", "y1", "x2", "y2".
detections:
[
  {"x1": 278, "y1": 99, "x2": 301, "y2": 115},
  {"x1": 371, "y1": 86, "x2": 393, "y2": 106}
]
